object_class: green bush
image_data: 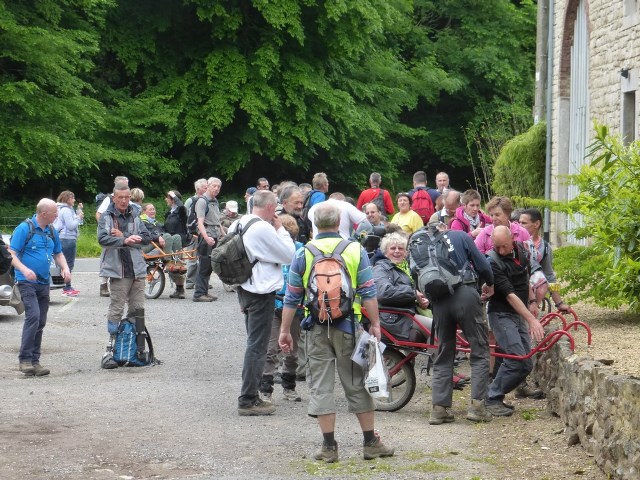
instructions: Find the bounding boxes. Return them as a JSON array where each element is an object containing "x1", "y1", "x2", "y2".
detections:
[
  {"x1": 492, "y1": 121, "x2": 546, "y2": 199},
  {"x1": 552, "y1": 124, "x2": 640, "y2": 313}
]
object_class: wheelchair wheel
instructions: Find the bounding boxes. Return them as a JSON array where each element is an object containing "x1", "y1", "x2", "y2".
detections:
[
  {"x1": 374, "y1": 347, "x2": 416, "y2": 412},
  {"x1": 145, "y1": 265, "x2": 165, "y2": 299}
]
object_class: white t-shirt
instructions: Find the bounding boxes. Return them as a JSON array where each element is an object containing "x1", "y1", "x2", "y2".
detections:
[{"x1": 308, "y1": 199, "x2": 367, "y2": 240}]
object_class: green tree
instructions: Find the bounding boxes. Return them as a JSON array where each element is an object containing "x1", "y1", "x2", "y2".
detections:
[{"x1": 93, "y1": 0, "x2": 458, "y2": 194}]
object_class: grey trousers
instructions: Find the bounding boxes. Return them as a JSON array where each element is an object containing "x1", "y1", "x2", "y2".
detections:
[
  {"x1": 107, "y1": 277, "x2": 145, "y2": 324},
  {"x1": 486, "y1": 311, "x2": 533, "y2": 404},
  {"x1": 431, "y1": 285, "x2": 490, "y2": 407}
]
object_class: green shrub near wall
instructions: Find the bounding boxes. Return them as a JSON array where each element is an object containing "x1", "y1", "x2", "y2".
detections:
[{"x1": 492, "y1": 121, "x2": 546, "y2": 199}]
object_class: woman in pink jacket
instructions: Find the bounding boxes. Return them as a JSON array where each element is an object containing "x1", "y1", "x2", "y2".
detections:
[
  {"x1": 449, "y1": 189, "x2": 492, "y2": 239},
  {"x1": 474, "y1": 196, "x2": 530, "y2": 254}
]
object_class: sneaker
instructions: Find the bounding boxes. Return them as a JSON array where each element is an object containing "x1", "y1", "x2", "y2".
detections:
[
  {"x1": 101, "y1": 353, "x2": 119, "y2": 369},
  {"x1": 62, "y1": 289, "x2": 79, "y2": 297},
  {"x1": 466, "y1": 399, "x2": 492, "y2": 423},
  {"x1": 363, "y1": 436, "x2": 394, "y2": 460},
  {"x1": 238, "y1": 398, "x2": 276, "y2": 416},
  {"x1": 32, "y1": 363, "x2": 50, "y2": 376},
  {"x1": 19, "y1": 362, "x2": 35, "y2": 376},
  {"x1": 515, "y1": 383, "x2": 544, "y2": 399},
  {"x1": 99, "y1": 284, "x2": 110, "y2": 297},
  {"x1": 192, "y1": 294, "x2": 217, "y2": 302},
  {"x1": 314, "y1": 442, "x2": 339, "y2": 463},
  {"x1": 429, "y1": 405, "x2": 455, "y2": 425},
  {"x1": 283, "y1": 388, "x2": 301, "y2": 402},
  {"x1": 260, "y1": 392, "x2": 273, "y2": 404},
  {"x1": 486, "y1": 401, "x2": 515, "y2": 417},
  {"x1": 169, "y1": 290, "x2": 186, "y2": 299}
]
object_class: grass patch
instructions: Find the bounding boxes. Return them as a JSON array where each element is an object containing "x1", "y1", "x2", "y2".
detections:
[
  {"x1": 404, "y1": 450, "x2": 428, "y2": 460},
  {"x1": 304, "y1": 458, "x2": 392, "y2": 476},
  {"x1": 465, "y1": 454, "x2": 499, "y2": 466},
  {"x1": 403, "y1": 460, "x2": 454, "y2": 473},
  {"x1": 520, "y1": 408, "x2": 539, "y2": 421},
  {"x1": 77, "y1": 225, "x2": 101, "y2": 257}
]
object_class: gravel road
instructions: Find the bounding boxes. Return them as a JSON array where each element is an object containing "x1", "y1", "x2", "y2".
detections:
[{"x1": 0, "y1": 261, "x2": 605, "y2": 480}]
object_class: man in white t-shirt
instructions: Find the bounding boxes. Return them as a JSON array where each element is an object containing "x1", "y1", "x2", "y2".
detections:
[{"x1": 307, "y1": 193, "x2": 370, "y2": 240}]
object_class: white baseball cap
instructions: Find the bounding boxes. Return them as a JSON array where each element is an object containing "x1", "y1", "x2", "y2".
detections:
[{"x1": 226, "y1": 200, "x2": 239, "y2": 213}]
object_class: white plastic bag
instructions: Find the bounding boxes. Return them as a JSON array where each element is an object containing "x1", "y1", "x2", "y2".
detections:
[{"x1": 364, "y1": 337, "x2": 390, "y2": 399}]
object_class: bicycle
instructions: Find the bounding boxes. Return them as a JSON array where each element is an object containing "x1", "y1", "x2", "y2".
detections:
[{"x1": 143, "y1": 243, "x2": 196, "y2": 299}]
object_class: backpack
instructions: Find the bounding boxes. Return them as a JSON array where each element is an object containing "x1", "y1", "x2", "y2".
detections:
[
  {"x1": 300, "y1": 190, "x2": 324, "y2": 232},
  {"x1": 408, "y1": 229, "x2": 461, "y2": 301},
  {"x1": 112, "y1": 319, "x2": 155, "y2": 367},
  {"x1": 0, "y1": 238, "x2": 12, "y2": 275},
  {"x1": 411, "y1": 187, "x2": 435, "y2": 225},
  {"x1": 11, "y1": 218, "x2": 56, "y2": 257},
  {"x1": 304, "y1": 239, "x2": 355, "y2": 323},
  {"x1": 210, "y1": 217, "x2": 261, "y2": 285},
  {"x1": 371, "y1": 189, "x2": 386, "y2": 214},
  {"x1": 186, "y1": 196, "x2": 209, "y2": 235},
  {"x1": 95, "y1": 192, "x2": 110, "y2": 209}
]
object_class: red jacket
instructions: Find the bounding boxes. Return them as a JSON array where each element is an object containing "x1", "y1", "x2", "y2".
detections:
[{"x1": 356, "y1": 188, "x2": 395, "y2": 215}]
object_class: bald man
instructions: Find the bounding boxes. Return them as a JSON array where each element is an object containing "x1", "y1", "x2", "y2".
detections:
[
  {"x1": 484, "y1": 225, "x2": 544, "y2": 417},
  {"x1": 9, "y1": 199, "x2": 71, "y2": 376}
]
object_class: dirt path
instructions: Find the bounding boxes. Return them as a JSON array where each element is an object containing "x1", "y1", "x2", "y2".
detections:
[{"x1": 0, "y1": 271, "x2": 605, "y2": 479}]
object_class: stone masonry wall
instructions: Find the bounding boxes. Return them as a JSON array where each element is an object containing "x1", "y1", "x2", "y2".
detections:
[{"x1": 533, "y1": 340, "x2": 640, "y2": 479}]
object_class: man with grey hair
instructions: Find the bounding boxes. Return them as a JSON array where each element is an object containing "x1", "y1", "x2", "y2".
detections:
[
  {"x1": 9, "y1": 198, "x2": 71, "y2": 376},
  {"x1": 193, "y1": 177, "x2": 222, "y2": 302},
  {"x1": 279, "y1": 201, "x2": 393, "y2": 462},
  {"x1": 98, "y1": 182, "x2": 158, "y2": 369},
  {"x1": 278, "y1": 184, "x2": 309, "y2": 243},
  {"x1": 184, "y1": 178, "x2": 208, "y2": 290},
  {"x1": 435, "y1": 172, "x2": 451, "y2": 193},
  {"x1": 229, "y1": 190, "x2": 296, "y2": 416},
  {"x1": 356, "y1": 172, "x2": 394, "y2": 216},
  {"x1": 428, "y1": 189, "x2": 461, "y2": 226}
]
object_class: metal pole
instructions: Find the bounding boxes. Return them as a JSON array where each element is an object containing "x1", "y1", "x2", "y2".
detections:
[{"x1": 543, "y1": 0, "x2": 555, "y2": 242}]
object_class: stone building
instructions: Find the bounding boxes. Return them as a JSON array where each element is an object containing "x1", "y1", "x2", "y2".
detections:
[{"x1": 550, "y1": 0, "x2": 638, "y2": 245}]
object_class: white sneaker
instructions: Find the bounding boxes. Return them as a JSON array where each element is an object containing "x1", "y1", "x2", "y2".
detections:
[{"x1": 260, "y1": 392, "x2": 273, "y2": 405}]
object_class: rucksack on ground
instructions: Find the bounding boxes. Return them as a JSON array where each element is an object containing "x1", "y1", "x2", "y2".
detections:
[
  {"x1": 210, "y1": 217, "x2": 260, "y2": 285},
  {"x1": 411, "y1": 187, "x2": 435, "y2": 224},
  {"x1": 371, "y1": 189, "x2": 386, "y2": 214},
  {"x1": 186, "y1": 195, "x2": 209, "y2": 235},
  {"x1": 304, "y1": 239, "x2": 354, "y2": 323},
  {"x1": 408, "y1": 229, "x2": 461, "y2": 301},
  {"x1": 111, "y1": 319, "x2": 155, "y2": 367}
]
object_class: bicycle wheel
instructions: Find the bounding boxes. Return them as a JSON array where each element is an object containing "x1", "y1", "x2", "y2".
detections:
[
  {"x1": 374, "y1": 347, "x2": 416, "y2": 412},
  {"x1": 145, "y1": 265, "x2": 165, "y2": 299}
]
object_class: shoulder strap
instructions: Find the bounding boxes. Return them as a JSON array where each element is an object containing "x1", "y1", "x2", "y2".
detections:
[
  {"x1": 304, "y1": 242, "x2": 323, "y2": 258},
  {"x1": 332, "y1": 238, "x2": 354, "y2": 257}
]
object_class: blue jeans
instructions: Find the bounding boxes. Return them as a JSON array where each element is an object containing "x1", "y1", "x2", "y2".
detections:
[
  {"x1": 237, "y1": 287, "x2": 275, "y2": 408},
  {"x1": 486, "y1": 311, "x2": 533, "y2": 404},
  {"x1": 18, "y1": 282, "x2": 50, "y2": 364},
  {"x1": 61, "y1": 238, "x2": 77, "y2": 289},
  {"x1": 431, "y1": 285, "x2": 490, "y2": 406}
]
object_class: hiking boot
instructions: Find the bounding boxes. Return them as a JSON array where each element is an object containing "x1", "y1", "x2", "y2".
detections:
[
  {"x1": 101, "y1": 353, "x2": 118, "y2": 369},
  {"x1": 32, "y1": 363, "x2": 50, "y2": 376},
  {"x1": 363, "y1": 436, "x2": 394, "y2": 460},
  {"x1": 19, "y1": 362, "x2": 35, "y2": 376},
  {"x1": 466, "y1": 399, "x2": 492, "y2": 423},
  {"x1": 486, "y1": 401, "x2": 515, "y2": 417},
  {"x1": 100, "y1": 283, "x2": 110, "y2": 297},
  {"x1": 260, "y1": 392, "x2": 273, "y2": 404},
  {"x1": 192, "y1": 294, "x2": 217, "y2": 302},
  {"x1": 515, "y1": 383, "x2": 544, "y2": 399},
  {"x1": 169, "y1": 289, "x2": 185, "y2": 299},
  {"x1": 282, "y1": 388, "x2": 301, "y2": 402},
  {"x1": 238, "y1": 398, "x2": 276, "y2": 416},
  {"x1": 314, "y1": 442, "x2": 339, "y2": 463},
  {"x1": 429, "y1": 405, "x2": 455, "y2": 425}
]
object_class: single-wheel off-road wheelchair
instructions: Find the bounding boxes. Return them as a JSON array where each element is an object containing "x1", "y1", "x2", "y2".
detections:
[{"x1": 360, "y1": 306, "x2": 591, "y2": 412}]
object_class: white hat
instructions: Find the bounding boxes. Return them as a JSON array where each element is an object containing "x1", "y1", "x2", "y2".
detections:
[{"x1": 226, "y1": 200, "x2": 239, "y2": 213}]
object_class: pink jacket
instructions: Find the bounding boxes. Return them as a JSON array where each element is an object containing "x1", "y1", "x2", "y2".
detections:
[
  {"x1": 474, "y1": 222, "x2": 531, "y2": 254},
  {"x1": 449, "y1": 207, "x2": 491, "y2": 237}
]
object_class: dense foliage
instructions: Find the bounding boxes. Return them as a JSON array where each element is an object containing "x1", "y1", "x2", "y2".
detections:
[
  {"x1": 492, "y1": 121, "x2": 545, "y2": 199},
  {"x1": 553, "y1": 124, "x2": 640, "y2": 312},
  {"x1": 0, "y1": 0, "x2": 537, "y2": 198}
]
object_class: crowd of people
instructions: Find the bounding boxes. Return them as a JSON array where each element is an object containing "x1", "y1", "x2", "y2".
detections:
[{"x1": 4, "y1": 168, "x2": 570, "y2": 463}]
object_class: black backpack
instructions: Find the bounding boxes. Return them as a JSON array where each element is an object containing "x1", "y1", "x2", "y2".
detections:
[
  {"x1": 0, "y1": 238, "x2": 12, "y2": 275},
  {"x1": 370, "y1": 188, "x2": 386, "y2": 214},
  {"x1": 408, "y1": 229, "x2": 462, "y2": 301},
  {"x1": 210, "y1": 217, "x2": 261, "y2": 285},
  {"x1": 186, "y1": 196, "x2": 209, "y2": 235},
  {"x1": 11, "y1": 218, "x2": 56, "y2": 257}
]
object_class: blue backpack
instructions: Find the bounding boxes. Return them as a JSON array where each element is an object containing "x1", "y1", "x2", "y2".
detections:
[{"x1": 112, "y1": 320, "x2": 155, "y2": 367}]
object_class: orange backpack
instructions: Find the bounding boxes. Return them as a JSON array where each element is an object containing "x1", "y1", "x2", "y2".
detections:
[{"x1": 304, "y1": 240, "x2": 355, "y2": 323}]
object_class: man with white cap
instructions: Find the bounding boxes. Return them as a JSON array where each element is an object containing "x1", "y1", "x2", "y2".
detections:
[{"x1": 221, "y1": 200, "x2": 241, "y2": 231}]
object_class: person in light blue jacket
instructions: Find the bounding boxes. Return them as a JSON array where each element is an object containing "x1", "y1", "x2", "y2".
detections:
[{"x1": 54, "y1": 191, "x2": 84, "y2": 296}]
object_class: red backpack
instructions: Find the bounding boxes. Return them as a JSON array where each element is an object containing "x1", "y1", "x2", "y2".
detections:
[{"x1": 411, "y1": 187, "x2": 435, "y2": 225}]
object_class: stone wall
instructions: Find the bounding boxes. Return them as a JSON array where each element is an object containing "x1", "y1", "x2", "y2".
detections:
[{"x1": 533, "y1": 341, "x2": 640, "y2": 479}]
